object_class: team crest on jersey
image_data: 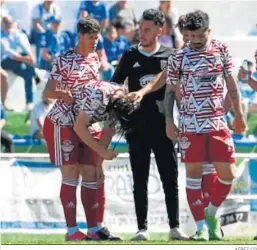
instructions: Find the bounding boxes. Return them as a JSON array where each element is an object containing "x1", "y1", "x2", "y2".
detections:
[
  {"x1": 61, "y1": 140, "x2": 75, "y2": 162},
  {"x1": 180, "y1": 136, "x2": 191, "y2": 149},
  {"x1": 139, "y1": 74, "x2": 155, "y2": 87},
  {"x1": 160, "y1": 60, "x2": 167, "y2": 70}
]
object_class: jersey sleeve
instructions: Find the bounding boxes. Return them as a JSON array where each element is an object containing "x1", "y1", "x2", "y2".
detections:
[
  {"x1": 166, "y1": 50, "x2": 180, "y2": 86},
  {"x1": 222, "y1": 43, "x2": 233, "y2": 77},
  {"x1": 49, "y1": 55, "x2": 66, "y2": 82}
]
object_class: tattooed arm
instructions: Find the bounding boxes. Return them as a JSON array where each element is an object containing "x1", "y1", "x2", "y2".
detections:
[
  {"x1": 225, "y1": 75, "x2": 247, "y2": 133},
  {"x1": 223, "y1": 43, "x2": 247, "y2": 133},
  {"x1": 164, "y1": 84, "x2": 177, "y2": 122},
  {"x1": 225, "y1": 75, "x2": 243, "y2": 116}
]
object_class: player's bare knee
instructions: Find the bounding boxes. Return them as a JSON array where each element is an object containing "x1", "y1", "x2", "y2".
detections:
[
  {"x1": 214, "y1": 162, "x2": 236, "y2": 181},
  {"x1": 60, "y1": 164, "x2": 80, "y2": 179},
  {"x1": 80, "y1": 164, "x2": 96, "y2": 181},
  {"x1": 186, "y1": 163, "x2": 202, "y2": 178}
]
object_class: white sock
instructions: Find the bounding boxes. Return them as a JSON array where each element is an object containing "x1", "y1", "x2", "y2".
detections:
[
  {"x1": 97, "y1": 222, "x2": 104, "y2": 228},
  {"x1": 196, "y1": 220, "x2": 207, "y2": 232},
  {"x1": 207, "y1": 203, "x2": 219, "y2": 217}
]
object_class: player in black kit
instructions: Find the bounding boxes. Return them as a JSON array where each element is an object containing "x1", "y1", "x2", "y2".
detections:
[{"x1": 111, "y1": 9, "x2": 188, "y2": 241}]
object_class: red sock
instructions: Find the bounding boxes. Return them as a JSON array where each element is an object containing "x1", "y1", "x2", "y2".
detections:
[
  {"x1": 60, "y1": 179, "x2": 78, "y2": 227},
  {"x1": 186, "y1": 178, "x2": 205, "y2": 221},
  {"x1": 81, "y1": 181, "x2": 98, "y2": 228},
  {"x1": 211, "y1": 178, "x2": 232, "y2": 207},
  {"x1": 202, "y1": 173, "x2": 218, "y2": 207},
  {"x1": 97, "y1": 183, "x2": 105, "y2": 225}
]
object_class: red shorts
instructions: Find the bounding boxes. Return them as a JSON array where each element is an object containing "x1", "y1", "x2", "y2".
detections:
[
  {"x1": 43, "y1": 118, "x2": 100, "y2": 166},
  {"x1": 179, "y1": 129, "x2": 235, "y2": 163}
]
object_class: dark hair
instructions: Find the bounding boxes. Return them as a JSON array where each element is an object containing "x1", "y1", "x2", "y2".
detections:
[
  {"x1": 112, "y1": 18, "x2": 126, "y2": 30},
  {"x1": 106, "y1": 97, "x2": 140, "y2": 133},
  {"x1": 77, "y1": 17, "x2": 101, "y2": 34},
  {"x1": 142, "y1": 9, "x2": 165, "y2": 27},
  {"x1": 177, "y1": 14, "x2": 187, "y2": 32},
  {"x1": 184, "y1": 10, "x2": 209, "y2": 31}
]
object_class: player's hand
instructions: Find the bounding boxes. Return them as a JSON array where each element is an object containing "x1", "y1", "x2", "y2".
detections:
[
  {"x1": 95, "y1": 164, "x2": 105, "y2": 187},
  {"x1": 126, "y1": 91, "x2": 144, "y2": 103},
  {"x1": 233, "y1": 114, "x2": 247, "y2": 134},
  {"x1": 59, "y1": 90, "x2": 73, "y2": 104},
  {"x1": 100, "y1": 149, "x2": 118, "y2": 160},
  {"x1": 166, "y1": 120, "x2": 179, "y2": 143}
]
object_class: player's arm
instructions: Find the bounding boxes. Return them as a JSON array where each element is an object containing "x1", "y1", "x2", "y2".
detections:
[
  {"x1": 43, "y1": 79, "x2": 72, "y2": 103},
  {"x1": 99, "y1": 122, "x2": 115, "y2": 149},
  {"x1": 43, "y1": 57, "x2": 72, "y2": 103},
  {"x1": 164, "y1": 51, "x2": 180, "y2": 142},
  {"x1": 224, "y1": 44, "x2": 247, "y2": 133},
  {"x1": 223, "y1": 93, "x2": 232, "y2": 113},
  {"x1": 138, "y1": 70, "x2": 166, "y2": 96},
  {"x1": 224, "y1": 72, "x2": 243, "y2": 116},
  {"x1": 95, "y1": 122, "x2": 116, "y2": 168},
  {"x1": 73, "y1": 111, "x2": 117, "y2": 160}
]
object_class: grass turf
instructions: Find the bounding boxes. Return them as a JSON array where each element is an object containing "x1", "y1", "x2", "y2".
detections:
[{"x1": 1, "y1": 233, "x2": 257, "y2": 245}]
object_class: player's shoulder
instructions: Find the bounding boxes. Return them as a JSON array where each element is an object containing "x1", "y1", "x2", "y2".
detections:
[
  {"x1": 54, "y1": 49, "x2": 78, "y2": 63},
  {"x1": 167, "y1": 46, "x2": 187, "y2": 61},
  {"x1": 159, "y1": 45, "x2": 174, "y2": 53},
  {"x1": 124, "y1": 44, "x2": 138, "y2": 54},
  {"x1": 210, "y1": 39, "x2": 229, "y2": 52}
]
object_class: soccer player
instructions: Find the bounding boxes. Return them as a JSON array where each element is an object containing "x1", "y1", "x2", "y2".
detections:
[
  {"x1": 73, "y1": 80, "x2": 140, "y2": 155},
  {"x1": 129, "y1": 10, "x2": 247, "y2": 241},
  {"x1": 177, "y1": 12, "x2": 218, "y2": 210},
  {"x1": 111, "y1": 9, "x2": 188, "y2": 241},
  {"x1": 43, "y1": 17, "x2": 121, "y2": 241}
]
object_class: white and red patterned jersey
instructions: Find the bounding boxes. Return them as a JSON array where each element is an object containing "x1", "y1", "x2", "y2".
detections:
[
  {"x1": 46, "y1": 49, "x2": 101, "y2": 126},
  {"x1": 167, "y1": 40, "x2": 233, "y2": 134},
  {"x1": 74, "y1": 80, "x2": 122, "y2": 125}
]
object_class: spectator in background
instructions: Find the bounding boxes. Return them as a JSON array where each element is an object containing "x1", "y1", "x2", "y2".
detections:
[
  {"x1": 103, "y1": 26, "x2": 119, "y2": 64},
  {"x1": 114, "y1": 19, "x2": 131, "y2": 49},
  {"x1": 176, "y1": 14, "x2": 190, "y2": 44},
  {"x1": 1, "y1": 15, "x2": 38, "y2": 111},
  {"x1": 109, "y1": 1, "x2": 137, "y2": 41},
  {"x1": 0, "y1": 0, "x2": 12, "y2": 22},
  {"x1": 39, "y1": 16, "x2": 72, "y2": 71},
  {"x1": 237, "y1": 61, "x2": 257, "y2": 120},
  {"x1": 30, "y1": 96, "x2": 53, "y2": 139},
  {"x1": 159, "y1": 15, "x2": 182, "y2": 49},
  {"x1": 0, "y1": 102, "x2": 14, "y2": 153},
  {"x1": 239, "y1": 50, "x2": 257, "y2": 92},
  {"x1": 95, "y1": 34, "x2": 115, "y2": 80},
  {"x1": 1, "y1": 0, "x2": 12, "y2": 109},
  {"x1": 104, "y1": 25, "x2": 130, "y2": 65},
  {"x1": 159, "y1": 0, "x2": 179, "y2": 25},
  {"x1": 30, "y1": 0, "x2": 60, "y2": 63},
  {"x1": 1, "y1": 68, "x2": 8, "y2": 109},
  {"x1": 78, "y1": 1, "x2": 108, "y2": 31}
]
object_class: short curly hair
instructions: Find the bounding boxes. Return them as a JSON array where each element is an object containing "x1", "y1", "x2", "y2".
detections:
[
  {"x1": 184, "y1": 10, "x2": 209, "y2": 31},
  {"x1": 142, "y1": 9, "x2": 166, "y2": 27},
  {"x1": 77, "y1": 17, "x2": 101, "y2": 34}
]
